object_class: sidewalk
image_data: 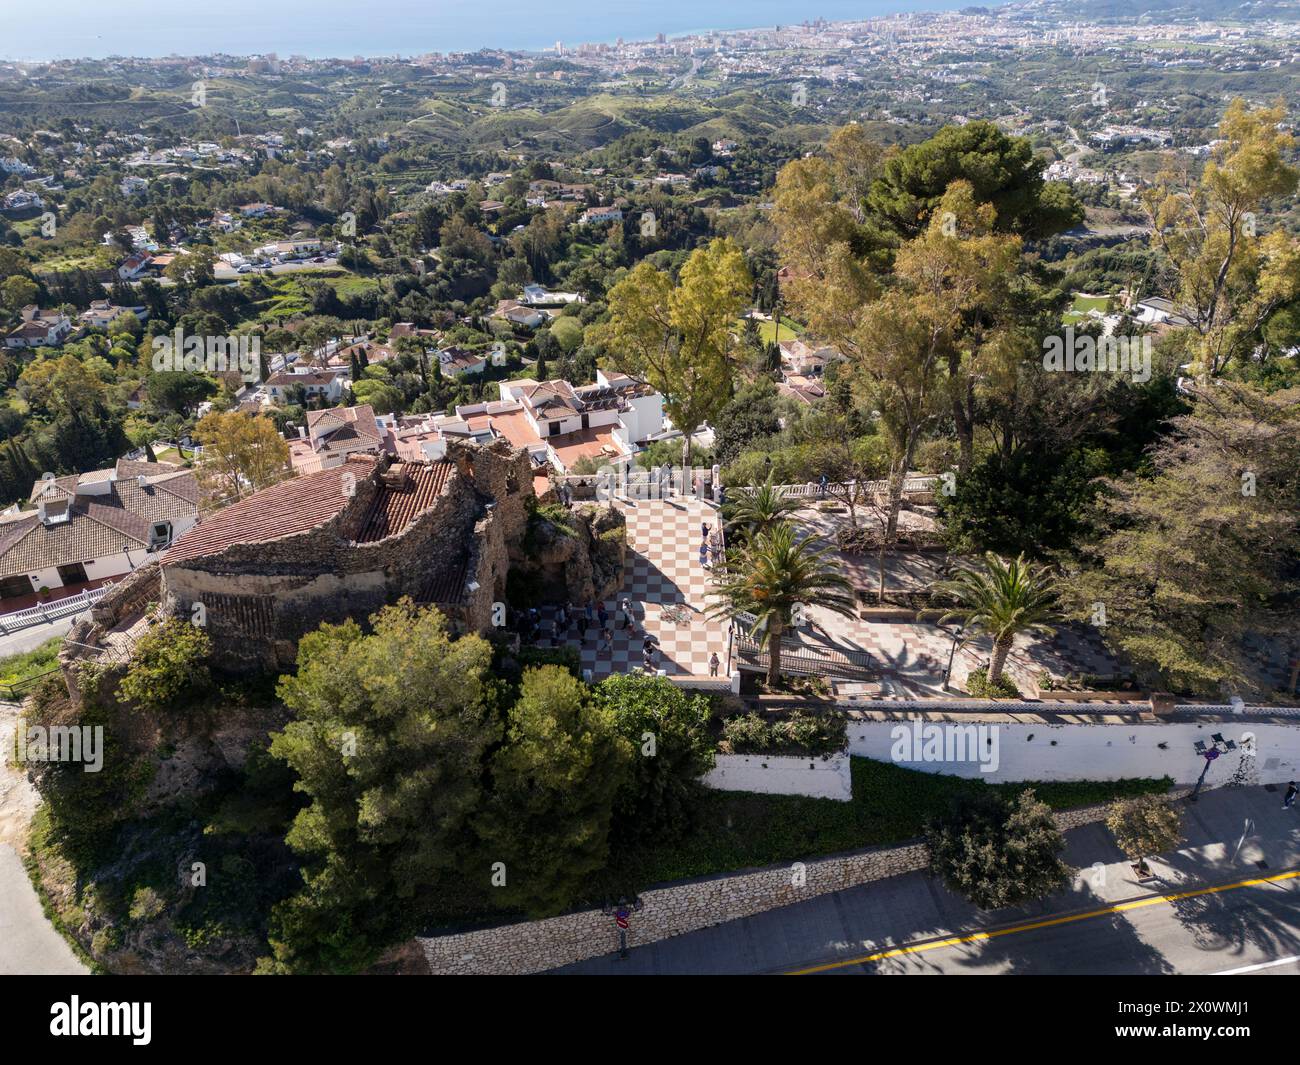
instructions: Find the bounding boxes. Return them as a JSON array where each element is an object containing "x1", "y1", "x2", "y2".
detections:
[
  {"x1": 552, "y1": 784, "x2": 1300, "y2": 974},
  {"x1": 0, "y1": 844, "x2": 86, "y2": 974},
  {"x1": 0, "y1": 699, "x2": 88, "y2": 975}
]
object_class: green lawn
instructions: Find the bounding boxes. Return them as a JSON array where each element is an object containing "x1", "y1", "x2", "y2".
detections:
[
  {"x1": 0, "y1": 637, "x2": 63, "y2": 692},
  {"x1": 736, "y1": 316, "x2": 804, "y2": 344},
  {"x1": 602, "y1": 757, "x2": 1171, "y2": 889},
  {"x1": 1064, "y1": 293, "x2": 1115, "y2": 322}
]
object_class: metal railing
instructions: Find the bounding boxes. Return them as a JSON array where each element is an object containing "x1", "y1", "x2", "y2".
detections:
[
  {"x1": 734, "y1": 634, "x2": 877, "y2": 681},
  {"x1": 0, "y1": 585, "x2": 111, "y2": 636},
  {"x1": 730, "y1": 476, "x2": 938, "y2": 499},
  {"x1": 0, "y1": 667, "x2": 60, "y2": 702}
]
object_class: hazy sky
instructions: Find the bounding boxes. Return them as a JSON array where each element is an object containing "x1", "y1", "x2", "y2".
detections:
[{"x1": 2, "y1": 0, "x2": 974, "y2": 60}]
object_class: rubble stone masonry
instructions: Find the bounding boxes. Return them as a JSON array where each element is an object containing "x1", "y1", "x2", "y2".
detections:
[{"x1": 160, "y1": 442, "x2": 533, "y2": 671}]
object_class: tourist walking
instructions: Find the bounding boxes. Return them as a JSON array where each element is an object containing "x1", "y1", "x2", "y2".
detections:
[
  {"x1": 708, "y1": 651, "x2": 720, "y2": 677},
  {"x1": 619, "y1": 597, "x2": 633, "y2": 631}
]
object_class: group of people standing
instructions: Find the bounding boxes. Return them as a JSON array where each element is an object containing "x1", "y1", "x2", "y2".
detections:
[{"x1": 699, "y1": 522, "x2": 723, "y2": 570}]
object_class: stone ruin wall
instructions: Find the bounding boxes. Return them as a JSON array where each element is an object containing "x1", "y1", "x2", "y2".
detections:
[{"x1": 160, "y1": 442, "x2": 535, "y2": 671}]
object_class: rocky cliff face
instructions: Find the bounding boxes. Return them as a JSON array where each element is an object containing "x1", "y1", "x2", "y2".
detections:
[
  {"x1": 22, "y1": 667, "x2": 295, "y2": 975},
  {"x1": 511, "y1": 503, "x2": 626, "y2": 605}
]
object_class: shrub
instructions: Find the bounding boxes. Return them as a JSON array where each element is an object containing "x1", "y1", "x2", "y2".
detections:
[
  {"x1": 517, "y1": 644, "x2": 582, "y2": 676},
  {"x1": 720, "y1": 712, "x2": 773, "y2": 754},
  {"x1": 117, "y1": 618, "x2": 212, "y2": 714},
  {"x1": 926, "y1": 789, "x2": 1069, "y2": 909},
  {"x1": 779, "y1": 710, "x2": 847, "y2": 755},
  {"x1": 964, "y1": 667, "x2": 1021, "y2": 699},
  {"x1": 128, "y1": 887, "x2": 166, "y2": 922},
  {"x1": 721, "y1": 710, "x2": 846, "y2": 757},
  {"x1": 596, "y1": 673, "x2": 716, "y2": 842}
]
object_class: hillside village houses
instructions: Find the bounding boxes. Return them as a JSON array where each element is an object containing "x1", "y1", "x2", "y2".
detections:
[
  {"x1": 0, "y1": 460, "x2": 198, "y2": 606},
  {"x1": 520, "y1": 283, "x2": 583, "y2": 306},
  {"x1": 437, "y1": 345, "x2": 488, "y2": 377},
  {"x1": 254, "y1": 237, "x2": 321, "y2": 260},
  {"x1": 578, "y1": 204, "x2": 623, "y2": 225},
  {"x1": 265, "y1": 368, "x2": 347, "y2": 405},
  {"x1": 288, "y1": 404, "x2": 385, "y2": 473},
  {"x1": 777, "y1": 337, "x2": 841, "y2": 406},
  {"x1": 79, "y1": 300, "x2": 145, "y2": 330},
  {"x1": 4, "y1": 305, "x2": 72, "y2": 349},
  {"x1": 491, "y1": 299, "x2": 549, "y2": 328},
  {"x1": 382, "y1": 369, "x2": 665, "y2": 484},
  {"x1": 2, "y1": 189, "x2": 43, "y2": 214},
  {"x1": 117, "y1": 252, "x2": 154, "y2": 280}
]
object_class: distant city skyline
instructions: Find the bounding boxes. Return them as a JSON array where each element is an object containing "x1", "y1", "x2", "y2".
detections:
[{"x1": 3, "y1": 0, "x2": 982, "y2": 62}]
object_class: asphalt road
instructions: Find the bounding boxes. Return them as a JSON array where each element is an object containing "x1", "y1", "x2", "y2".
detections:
[
  {"x1": 790, "y1": 867, "x2": 1300, "y2": 976},
  {"x1": 555, "y1": 785, "x2": 1300, "y2": 976}
]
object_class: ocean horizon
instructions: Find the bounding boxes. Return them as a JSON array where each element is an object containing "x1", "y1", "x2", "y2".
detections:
[{"x1": 2, "y1": 0, "x2": 981, "y2": 62}]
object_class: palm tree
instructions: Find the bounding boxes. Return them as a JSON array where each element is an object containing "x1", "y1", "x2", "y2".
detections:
[
  {"x1": 708, "y1": 522, "x2": 856, "y2": 686},
  {"x1": 931, "y1": 552, "x2": 1059, "y2": 686},
  {"x1": 727, "y1": 476, "x2": 802, "y2": 541}
]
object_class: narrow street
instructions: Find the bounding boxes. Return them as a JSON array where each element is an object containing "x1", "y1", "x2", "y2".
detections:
[{"x1": 554, "y1": 786, "x2": 1300, "y2": 976}]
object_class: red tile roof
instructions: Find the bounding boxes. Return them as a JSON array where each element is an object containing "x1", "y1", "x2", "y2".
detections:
[
  {"x1": 162, "y1": 455, "x2": 381, "y2": 566},
  {"x1": 353, "y1": 460, "x2": 455, "y2": 543}
]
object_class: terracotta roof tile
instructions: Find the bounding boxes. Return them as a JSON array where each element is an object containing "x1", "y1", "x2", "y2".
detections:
[
  {"x1": 162, "y1": 455, "x2": 381, "y2": 566},
  {"x1": 0, "y1": 466, "x2": 200, "y2": 577},
  {"x1": 354, "y1": 461, "x2": 455, "y2": 543}
]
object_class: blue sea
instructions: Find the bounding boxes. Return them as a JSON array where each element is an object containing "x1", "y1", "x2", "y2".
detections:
[{"x1": 2, "y1": 0, "x2": 980, "y2": 61}]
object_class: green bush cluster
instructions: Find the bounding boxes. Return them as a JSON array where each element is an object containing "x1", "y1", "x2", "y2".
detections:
[
  {"x1": 721, "y1": 710, "x2": 847, "y2": 757},
  {"x1": 964, "y1": 667, "x2": 1021, "y2": 699}
]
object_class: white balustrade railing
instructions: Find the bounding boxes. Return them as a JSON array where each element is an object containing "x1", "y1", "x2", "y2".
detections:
[{"x1": 0, "y1": 584, "x2": 111, "y2": 635}]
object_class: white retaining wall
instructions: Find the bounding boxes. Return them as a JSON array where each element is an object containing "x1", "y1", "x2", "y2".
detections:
[
  {"x1": 848, "y1": 718, "x2": 1300, "y2": 786},
  {"x1": 702, "y1": 752, "x2": 853, "y2": 801}
]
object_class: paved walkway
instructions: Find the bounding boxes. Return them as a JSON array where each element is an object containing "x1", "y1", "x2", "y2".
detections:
[
  {"x1": 553, "y1": 785, "x2": 1300, "y2": 975},
  {"x1": 533, "y1": 498, "x2": 1125, "y2": 689},
  {"x1": 0, "y1": 699, "x2": 87, "y2": 975},
  {"x1": 527, "y1": 497, "x2": 730, "y2": 679},
  {"x1": 0, "y1": 615, "x2": 81, "y2": 659},
  {"x1": 0, "y1": 844, "x2": 86, "y2": 974}
]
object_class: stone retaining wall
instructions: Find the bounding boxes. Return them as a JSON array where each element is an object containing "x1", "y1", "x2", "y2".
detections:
[{"x1": 418, "y1": 788, "x2": 1190, "y2": 975}]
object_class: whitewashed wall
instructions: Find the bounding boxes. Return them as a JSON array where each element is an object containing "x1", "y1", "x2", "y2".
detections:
[
  {"x1": 848, "y1": 718, "x2": 1300, "y2": 786},
  {"x1": 702, "y1": 751, "x2": 853, "y2": 801}
]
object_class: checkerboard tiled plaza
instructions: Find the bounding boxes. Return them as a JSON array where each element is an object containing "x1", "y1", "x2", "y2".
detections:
[
  {"x1": 535, "y1": 497, "x2": 730, "y2": 680},
  {"x1": 525, "y1": 498, "x2": 1135, "y2": 687}
]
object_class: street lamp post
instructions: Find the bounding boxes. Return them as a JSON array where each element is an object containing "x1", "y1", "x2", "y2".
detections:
[
  {"x1": 1188, "y1": 736, "x2": 1235, "y2": 802},
  {"x1": 601, "y1": 896, "x2": 644, "y2": 960},
  {"x1": 941, "y1": 624, "x2": 965, "y2": 692}
]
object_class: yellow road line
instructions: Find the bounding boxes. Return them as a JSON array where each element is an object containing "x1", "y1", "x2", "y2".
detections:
[{"x1": 787, "y1": 867, "x2": 1300, "y2": 975}]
